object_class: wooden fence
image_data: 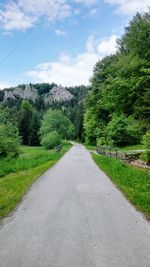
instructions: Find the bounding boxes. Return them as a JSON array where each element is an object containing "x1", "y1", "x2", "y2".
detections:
[
  {"x1": 96, "y1": 145, "x2": 140, "y2": 162},
  {"x1": 55, "y1": 144, "x2": 63, "y2": 153}
]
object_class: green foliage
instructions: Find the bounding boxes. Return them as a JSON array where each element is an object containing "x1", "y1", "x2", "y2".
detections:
[
  {"x1": 41, "y1": 131, "x2": 61, "y2": 149},
  {"x1": 93, "y1": 153, "x2": 150, "y2": 220},
  {"x1": 0, "y1": 107, "x2": 21, "y2": 158},
  {"x1": 0, "y1": 123, "x2": 20, "y2": 158},
  {"x1": 18, "y1": 100, "x2": 40, "y2": 146},
  {"x1": 40, "y1": 109, "x2": 75, "y2": 139},
  {"x1": 0, "y1": 145, "x2": 70, "y2": 178},
  {"x1": 84, "y1": 11, "x2": 150, "y2": 146},
  {"x1": 141, "y1": 131, "x2": 150, "y2": 164},
  {"x1": 140, "y1": 151, "x2": 150, "y2": 165},
  {"x1": 34, "y1": 83, "x2": 57, "y2": 95},
  {"x1": 84, "y1": 109, "x2": 98, "y2": 144},
  {"x1": 1, "y1": 83, "x2": 89, "y2": 141},
  {"x1": 142, "y1": 131, "x2": 150, "y2": 149},
  {"x1": 28, "y1": 111, "x2": 40, "y2": 146},
  {"x1": 106, "y1": 114, "x2": 142, "y2": 146}
]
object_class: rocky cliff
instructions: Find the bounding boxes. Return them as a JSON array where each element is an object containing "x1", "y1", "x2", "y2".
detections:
[
  {"x1": 2, "y1": 84, "x2": 74, "y2": 105},
  {"x1": 44, "y1": 86, "x2": 74, "y2": 105},
  {"x1": 3, "y1": 84, "x2": 38, "y2": 103}
]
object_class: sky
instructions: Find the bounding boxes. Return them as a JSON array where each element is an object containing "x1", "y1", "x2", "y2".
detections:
[{"x1": 0, "y1": 0, "x2": 149, "y2": 89}]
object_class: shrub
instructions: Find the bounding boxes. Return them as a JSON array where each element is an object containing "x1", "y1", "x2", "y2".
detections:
[
  {"x1": 142, "y1": 131, "x2": 150, "y2": 149},
  {"x1": 106, "y1": 114, "x2": 142, "y2": 146},
  {"x1": 41, "y1": 131, "x2": 61, "y2": 149},
  {"x1": 0, "y1": 123, "x2": 21, "y2": 158},
  {"x1": 140, "y1": 151, "x2": 150, "y2": 165}
]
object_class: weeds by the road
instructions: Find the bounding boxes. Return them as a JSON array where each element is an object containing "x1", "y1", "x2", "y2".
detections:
[
  {"x1": 92, "y1": 154, "x2": 150, "y2": 220},
  {"x1": 0, "y1": 146, "x2": 67, "y2": 178},
  {"x1": 0, "y1": 144, "x2": 71, "y2": 219}
]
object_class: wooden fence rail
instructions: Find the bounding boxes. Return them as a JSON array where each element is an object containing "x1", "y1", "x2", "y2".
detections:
[
  {"x1": 96, "y1": 146, "x2": 118, "y2": 158},
  {"x1": 96, "y1": 145, "x2": 140, "y2": 162},
  {"x1": 55, "y1": 144, "x2": 63, "y2": 153}
]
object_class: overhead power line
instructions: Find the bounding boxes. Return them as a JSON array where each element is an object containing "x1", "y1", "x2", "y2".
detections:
[{"x1": 0, "y1": 28, "x2": 33, "y2": 66}]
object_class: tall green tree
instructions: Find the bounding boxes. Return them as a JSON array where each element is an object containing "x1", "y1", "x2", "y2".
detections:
[
  {"x1": 0, "y1": 107, "x2": 20, "y2": 157},
  {"x1": 84, "y1": 11, "x2": 150, "y2": 146},
  {"x1": 40, "y1": 109, "x2": 75, "y2": 139},
  {"x1": 18, "y1": 100, "x2": 40, "y2": 146}
]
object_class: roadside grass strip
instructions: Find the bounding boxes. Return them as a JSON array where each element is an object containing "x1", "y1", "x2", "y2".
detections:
[
  {"x1": 0, "y1": 144, "x2": 71, "y2": 219},
  {"x1": 92, "y1": 154, "x2": 150, "y2": 220}
]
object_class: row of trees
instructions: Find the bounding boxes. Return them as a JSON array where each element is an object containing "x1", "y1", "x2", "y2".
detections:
[
  {"x1": 84, "y1": 11, "x2": 150, "y2": 147},
  {"x1": 0, "y1": 101, "x2": 75, "y2": 157},
  {"x1": 2, "y1": 84, "x2": 89, "y2": 141}
]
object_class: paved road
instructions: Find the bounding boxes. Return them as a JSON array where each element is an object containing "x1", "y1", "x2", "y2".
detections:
[{"x1": 0, "y1": 144, "x2": 150, "y2": 267}]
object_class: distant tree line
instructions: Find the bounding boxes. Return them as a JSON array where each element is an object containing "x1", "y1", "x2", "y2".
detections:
[{"x1": 0, "y1": 83, "x2": 89, "y2": 157}]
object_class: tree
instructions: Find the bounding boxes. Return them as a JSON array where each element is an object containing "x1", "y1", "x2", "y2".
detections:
[
  {"x1": 18, "y1": 100, "x2": 40, "y2": 146},
  {"x1": 0, "y1": 124, "x2": 20, "y2": 157},
  {"x1": 106, "y1": 114, "x2": 142, "y2": 146},
  {"x1": 28, "y1": 111, "x2": 40, "y2": 146},
  {"x1": 84, "y1": 11, "x2": 150, "y2": 146},
  {"x1": 40, "y1": 109, "x2": 75, "y2": 139},
  {"x1": 41, "y1": 131, "x2": 61, "y2": 149}
]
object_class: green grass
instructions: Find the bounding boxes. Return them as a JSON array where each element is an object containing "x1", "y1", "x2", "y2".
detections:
[
  {"x1": 0, "y1": 144, "x2": 71, "y2": 219},
  {"x1": 85, "y1": 145, "x2": 96, "y2": 151},
  {"x1": 85, "y1": 144, "x2": 145, "y2": 152},
  {"x1": 0, "y1": 145, "x2": 70, "y2": 178},
  {"x1": 92, "y1": 154, "x2": 150, "y2": 220},
  {"x1": 118, "y1": 144, "x2": 145, "y2": 151}
]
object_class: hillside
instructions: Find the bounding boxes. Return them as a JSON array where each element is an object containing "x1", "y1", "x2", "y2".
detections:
[
  {"x1": 0, "y1": 83, "x2": 89, "y2": 141},
  {"x1": 0, "y1": 84, "x2": 76, "y2": 106}
]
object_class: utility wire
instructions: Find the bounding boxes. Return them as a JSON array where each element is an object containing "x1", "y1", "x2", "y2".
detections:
[{"x1": 0, "y1": 28, "x2": 33, "y2": 66}]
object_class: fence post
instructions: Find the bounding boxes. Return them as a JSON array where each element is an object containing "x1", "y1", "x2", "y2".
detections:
[
  {"x1": 115, "y1": 148, "x2": 118, "y2": 158},
  {"x1": 110, "y1": 147, "x2": 111, "y2": 157}
]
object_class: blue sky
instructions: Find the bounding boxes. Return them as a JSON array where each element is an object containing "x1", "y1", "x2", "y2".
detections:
[{"x1": 0, "y1": 0, "x2": 149, "y2": 88}]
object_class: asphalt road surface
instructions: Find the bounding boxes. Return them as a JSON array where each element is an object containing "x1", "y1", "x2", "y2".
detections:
[{"x1": 0, "y1": 143, "x2": 150, "y2": 267}]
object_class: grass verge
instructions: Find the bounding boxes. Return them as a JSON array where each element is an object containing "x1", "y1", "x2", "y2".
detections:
[
  {"x1": 85, "y1": 145, "x2": 96, "y2": 151},
  {"x1": 92, "y1": 154, "x2": 150, "y2": 220},
  {"x1": 118, "y1": 144, "x2": 145, "y2": 151},
  {"x1": 0, "y1": 144, "x2": 71, "y2": 219}
]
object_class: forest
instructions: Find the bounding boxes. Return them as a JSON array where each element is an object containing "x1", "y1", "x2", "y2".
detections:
[{"x1": 84, "y1": 11, "x2": 150, "y2": 149}]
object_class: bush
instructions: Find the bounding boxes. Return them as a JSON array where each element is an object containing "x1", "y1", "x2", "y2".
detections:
[
  {"x1": 140, "y1": 151, "x2": 150, "y2": 165},
  {"x1": 41, "y1": 131, "x2": 61, "y2": 149},
  {"x1": 0, "y1": 123, "x2": 21, "y2": 158},
  {"x1": 106, "y1": 114, "x2": 142, "y2": 146},
  {"x1": 142, "y1": 131, "x2": 150, "y2": 149}
]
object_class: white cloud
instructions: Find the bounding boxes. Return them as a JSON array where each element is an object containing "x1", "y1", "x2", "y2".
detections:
[
  {"x1": 97, "y1": 34, "x2": 118, "y2": 55},
  {"x1": 26, "y1": 34, "x2": 118, "y2": 86},
  {"x1": 0, "y1": 2, "x2": 35, "y2": 31},
  {"x1": 0, "y1": 81, "x2": 13, "y2": 89},
  {"x1": 105, "y1": 0, "x2": 150, "y2": 15},
  {"x1": 0, "y1": 0, "x2": 71, "y2": 31},
  {"x1": 19, "y1": 0, "x2": 72, "y2": 21}
]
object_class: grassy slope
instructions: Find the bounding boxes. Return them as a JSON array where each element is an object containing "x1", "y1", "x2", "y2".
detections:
[
  {"x1": 85, "y1": 144, "x2": 145, "y2": 152},
  {"x1": 118, "y1": 144, "x2": 145, "y2": 151},
  {"x1": 0, "y1": 144, "x2": 71, "y2": 219},
  {"x1": 92, "y1": 154, "x2": 150, "y2": 220}
]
